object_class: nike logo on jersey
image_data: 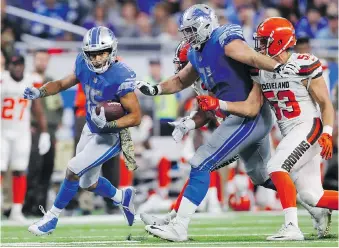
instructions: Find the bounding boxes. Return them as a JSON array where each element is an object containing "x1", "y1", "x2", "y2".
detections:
[
  {"x1": 281, "y1": 140, "x2": 311, "y2": 172},
  {"x1": 261, "y1": 82, "x2": 289, "y2": 90}
]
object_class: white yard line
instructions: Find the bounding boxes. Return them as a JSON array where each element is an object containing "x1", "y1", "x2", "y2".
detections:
[
  {"x1": 2, "y1": 210, "x2": 333, "y2": 227},
  {"x1": 2, "y1": 233, "x2": 312, "y2": 241},
  {"x1": 2, "y1": 239, "x2": 337, "y2": 247}
]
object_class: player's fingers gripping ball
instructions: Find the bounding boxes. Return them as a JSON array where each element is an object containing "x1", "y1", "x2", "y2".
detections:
[{"x1": 318, "y1": 133, "x2": 333, "y2": 160}]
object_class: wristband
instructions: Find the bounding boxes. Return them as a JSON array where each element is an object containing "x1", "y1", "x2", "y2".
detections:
[
  {"x1": 219, "y1": 100, "x2": 228, "y2": 111},
  {"x1": 107, "y1": 120, "x2": 118, "y2": 129},
  {"x1": 323, "y1": 125, "x2": 333, "y2": 135},
  {"x1": 156, "y1": 85, "x2": 162, "y2": 95},
  {"x1": 39, "y1": 87, "x2": 47, "y2": 98}
]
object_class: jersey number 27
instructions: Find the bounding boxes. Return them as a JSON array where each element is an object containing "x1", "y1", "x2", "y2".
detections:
[{"x1": 264, "y1": 90, "x2": 301, "y2": 120}]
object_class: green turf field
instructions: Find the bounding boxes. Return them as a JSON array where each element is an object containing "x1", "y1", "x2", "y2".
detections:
[{"x1": 1, "y1": 211, "x2": 338, "y2": 247}]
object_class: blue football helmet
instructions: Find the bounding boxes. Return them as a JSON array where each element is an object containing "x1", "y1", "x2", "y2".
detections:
[
  {"x1": 178, "y1": 4, "x2": 219, "y2": 50},
  {"x1": 82, "y1": 26, "x2": 118, "y2": 73}
]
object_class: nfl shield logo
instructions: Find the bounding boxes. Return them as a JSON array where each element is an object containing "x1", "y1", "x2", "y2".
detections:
[{"x1": 93, "y1": 77, "x2": 97, "y2": 83}]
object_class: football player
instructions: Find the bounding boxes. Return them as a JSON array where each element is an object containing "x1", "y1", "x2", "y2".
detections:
[
  {"x1": 198, "y1": 17, "x2": 337, "y2": 240},
  {"x1": 24, "y1": 26, "x2": 141, "y2": 235},
  {"x1": 137, "y1": 4, "x2": 300, "y2": 241},
  {"x1": 1, "y1": 55, "x2": 51, "y2": 222}
]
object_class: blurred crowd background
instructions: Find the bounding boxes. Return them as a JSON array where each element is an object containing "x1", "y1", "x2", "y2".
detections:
[{"x1": 1, "y1": 0, "x2": 338, "y2": 219}]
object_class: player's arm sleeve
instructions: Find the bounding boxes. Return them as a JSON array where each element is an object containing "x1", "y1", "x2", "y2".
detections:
[
  {"x1": 298, "y1": 55, "x2": 323, "y2": 90},
  {"x1": 218, "y1": 24, "x2": 245, "y2": 48},
  {"x1": 116, "y1": 73, "x2": 136, "y2": 98}
]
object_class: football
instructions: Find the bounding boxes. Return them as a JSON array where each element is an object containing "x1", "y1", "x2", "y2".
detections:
[{"x1": 95, "y1": 101, "x2": 125, "y2": 121}]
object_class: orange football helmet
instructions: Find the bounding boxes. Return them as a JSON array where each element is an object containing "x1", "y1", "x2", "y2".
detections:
[
  {"x1": 173, "y1": 41, "x2": 190, "y2": 74},
  {"x1": 253, "y1": 17, "x2": 296, "y2": 57}
]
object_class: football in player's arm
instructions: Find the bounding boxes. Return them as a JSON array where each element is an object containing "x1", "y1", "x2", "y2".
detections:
[
  {"x1": 23, "y1": 26, "x2": 140, "y2": 236},
  {"x1": 24, "y1": 70, "x2": 141, "y2": 130}
]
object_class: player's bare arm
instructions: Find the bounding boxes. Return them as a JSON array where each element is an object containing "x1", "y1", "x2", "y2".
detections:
[
  {"x1": 224, "y1": 40, "x2": 299, "y2": 74},
  {"x1": 197, "y1": 82, "x2": 263, "y2": 118},
  {"x1": 110, "y1": 92, "x2": 142, "y2": 128},
  {"x1": 137, "y1": 63, "x2": 199, "y2": 96},
  {"x1": 191, "y1": 108, "x2": 213, "y2": 128},
  {"x1": 31, "y1": 99, "x2": 48, "y2": 132},
  {"x1": 39, "y1": 73, "x2": 78, "y2": 97},
  {"x1": 24, "y1": 73, "x2": 78, "y2": 100},
  {"x1": 307, "y1": 76, "x2": 334, "y2": 159},
  {"x1": 307, "y1": 76, "x2": 334, "y2": 128}
]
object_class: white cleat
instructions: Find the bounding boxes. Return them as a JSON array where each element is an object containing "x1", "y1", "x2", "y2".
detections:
[
  {"x1": 267, "y1": 222, "x2": 304, "y2": 241},
  {"x1": 28, "y1": 206, "x2": 58, "y2": 236},
  {"x1": 140, "y1": 211, "x2": 176, "y2": 226},
  {"x1": 312, "y1": 209, "x2": 332, "y2": 238},
  {"x1": 145, "y1": 218, "x2": 188, "y2": 242}
]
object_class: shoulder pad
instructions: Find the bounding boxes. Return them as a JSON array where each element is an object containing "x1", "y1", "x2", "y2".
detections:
[
  {"x1": 218, "y1": 24, "x2": 244, "y2": 47},
  {"x1": 291, "y1": 53, "x2": 322, "y2": 76},
  {"x1": 113, "y1": 62, "x2": 136, "y2": 82}
]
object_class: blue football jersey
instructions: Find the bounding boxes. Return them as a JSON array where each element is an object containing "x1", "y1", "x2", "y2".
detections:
[
  {"x1": 188, "y1": 24, "x2": 253, "y2": 102},
  {"x1": 74, "y1": 54, "x2": 136, "y2": 133}
]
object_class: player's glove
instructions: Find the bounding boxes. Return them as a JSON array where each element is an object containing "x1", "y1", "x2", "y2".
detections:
[
  {"x1": 273, "y1": 61, "x2": 300, "y2": 75},
  {"x1": 168, "y1": 116, "x2": 195, "y2": 143},
  {"x1": 38, "y1": 132, "x2": 51, "y2": 155},
  {"x1": 136, "y1": 81, "x2": 161, "y2": 96},
  {"x1": 23, "y1": 87, "x2": 41, "y2": 100},
  {"x1": 318, "y1": 133, "x2": 333, "y2": 160},
  {"x1": 91, "y1": 107, "x2": 106, "y2": 129},
  {"x1": 196, "y1": 95, "x2": 220, "y2": 111}
]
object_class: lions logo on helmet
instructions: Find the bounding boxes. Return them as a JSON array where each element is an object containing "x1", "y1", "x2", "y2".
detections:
[
  {"x1": 82, "y1": 26, "x2": 118, "y2": 73},
  {"x1": 178, "y1": 4, "x2": 219, "y2": 51}
]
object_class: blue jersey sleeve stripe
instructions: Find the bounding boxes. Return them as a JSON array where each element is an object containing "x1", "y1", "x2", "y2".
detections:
[{"x1": 116, "y1": 81, "x2": 136, "y2": 97}]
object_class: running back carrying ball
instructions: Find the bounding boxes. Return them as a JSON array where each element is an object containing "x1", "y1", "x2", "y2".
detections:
[{"x1": 95, "y1": 101, "x2": 125, "y2": 121}]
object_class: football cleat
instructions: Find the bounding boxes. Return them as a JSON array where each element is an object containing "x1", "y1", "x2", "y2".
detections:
[
  {"x1": 267, "y1": 222, "x2": 304, "y2": 241},
  {"x1": 312, "y1": 209, "x2": 332, "y2": 238},
  {"x1": 140, "y1": 211, "x2": 176, "y2": 226},
  {"x1": 28, "y1": 206, "x2": 58, "y2": 236},
  {"x1": 145, "y1": 217, "x2": 188, "y2": 242},
  {"x1": 115, "y1": 187, "x2": 136, "y2": 226}
]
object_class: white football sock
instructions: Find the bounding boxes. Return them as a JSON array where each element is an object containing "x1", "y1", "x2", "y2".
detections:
[
  {"x1": 177, "y1": 197, "x2": 197, "y2": 216},
  {"x1": 50, "y1": 205, "x2": 62, "y2": 217},
  {"x1": 284, "y1": 207, "x2": 298, "y2": 227},
  {"x1": 112, "y1": 189, "x2": 122, "y2": 203},
  {"x1": 169, "y1": 209, "x2": 177, "y2": 217},
  {"x1": 11, "y1": 203, "x2": 23, "y2": 214}
]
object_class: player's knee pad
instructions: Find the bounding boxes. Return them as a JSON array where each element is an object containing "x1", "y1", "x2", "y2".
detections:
[
  {"x1": 79, "y1": 176, "x2": 97, "y2": 189},
  {"x1": 183, "y1": 168, "x2": 210, "y2": 206},
  {"x1": 298, "y1": 190, "x2": 324, "y2": 207},
  {"x1": 246, "y1": 168, "x2": 268, "y2": 186}
]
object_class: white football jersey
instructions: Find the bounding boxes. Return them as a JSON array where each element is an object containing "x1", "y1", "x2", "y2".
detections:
[
  {"x1": 1, "y1": 71, "x2": 42, "y2": 134},
  {"x1": 251, "y1": 53, "x2": 323, "y2": 136}
]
